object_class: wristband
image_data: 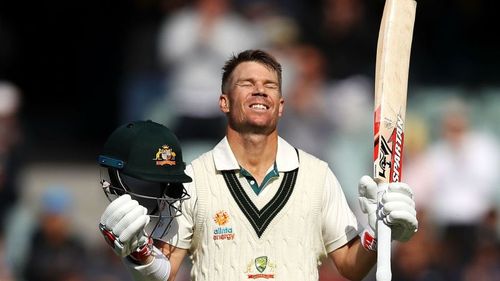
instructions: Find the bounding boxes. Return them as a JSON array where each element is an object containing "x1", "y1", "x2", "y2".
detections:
[
  {"x1": 130, "y1": 237, "x2": 153, "y2": 263},
  {"x1": 124, "y1": 246, "x2": 171, "y2": 281},
  {"x1": 360, "y1": 229, "x2": 377, "y2": 252}
]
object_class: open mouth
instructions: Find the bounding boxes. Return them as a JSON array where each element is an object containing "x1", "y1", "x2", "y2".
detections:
[{"x1": 250, "y1": 103, "x2": 269, "y2": 110}]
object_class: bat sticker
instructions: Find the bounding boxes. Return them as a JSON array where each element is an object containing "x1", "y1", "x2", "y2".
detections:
[
  {"x1": 390, "y1": 114, "x2": 405, "y2": 182},
  {"x1": 374, "y1": 113, "x2": 405, "y2": 181},
  {"x1": 378, "y1": 136, "x2": 392, "y2": 178}
]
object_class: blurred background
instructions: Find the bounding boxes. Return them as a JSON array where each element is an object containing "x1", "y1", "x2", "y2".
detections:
[{"x1": 0, "y1": 0, "x2": 500, "y2": 280}]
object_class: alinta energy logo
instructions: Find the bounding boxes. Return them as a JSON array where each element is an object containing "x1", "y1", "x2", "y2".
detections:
[{"x1": 213, "y1": 210, "x2": 235, "y2": 240}]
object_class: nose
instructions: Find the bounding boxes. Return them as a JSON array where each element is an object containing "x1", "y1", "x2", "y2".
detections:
[
  {"x1": 252, "y1": 91, "x2": 267, "y2": 97},
  {"x1": 253, "y1": 82, "x2": 267, "y2": 96}
]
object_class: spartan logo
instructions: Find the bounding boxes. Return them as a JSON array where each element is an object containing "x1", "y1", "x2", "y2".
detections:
[
  {"x1": 391, "y1": 115, "x2": 404, "y2": 182},
  {"x1": 377, "y1": 113, "x2": 404, "y2": 180}
]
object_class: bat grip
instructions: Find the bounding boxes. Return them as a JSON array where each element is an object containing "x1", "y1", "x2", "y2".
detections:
[{"x1": 376, "y1": 184, "x2": 392, "y2": 281}]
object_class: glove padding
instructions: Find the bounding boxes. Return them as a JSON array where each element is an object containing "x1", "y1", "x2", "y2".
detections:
[
  {"x1": 99, "y1": 194, "x2": 151, "y2": 257},
  {"x1": 358, "y1": 175, "x2": 418, "y2": 242}
]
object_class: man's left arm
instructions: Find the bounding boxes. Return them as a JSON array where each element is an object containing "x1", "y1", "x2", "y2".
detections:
[{"x1": 329, "y1": 236, "x2": 377, "y2": 281}]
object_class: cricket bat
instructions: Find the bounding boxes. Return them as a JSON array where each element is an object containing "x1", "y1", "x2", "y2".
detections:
[{"x1": 373, "y1": 0, "x2": 416, "y2": 280}]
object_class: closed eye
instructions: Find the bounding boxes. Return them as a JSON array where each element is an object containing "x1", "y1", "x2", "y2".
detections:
[
  {"x1": 236, "y1": 81, "x2": 253, "y2": 87},
  {"x1": 265, "y1": 83, "x2": 278, "y2": 90}
]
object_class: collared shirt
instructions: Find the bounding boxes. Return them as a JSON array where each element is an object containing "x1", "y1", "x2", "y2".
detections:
[
  {"x1": 212, "y1": 137, "x2": 299, "y2": 172},
  {"x1": 212, "y1": 137, "x2": 301, "y2": 209},
  {"x1": 240, "y1": 163, "x2": 279, "y2": 195},
  {"x1": 214, "y1": 137, "x2": 295, "y2": 196},
  {"x1": 160, "y1": 136, "x2": 359, "y2": 254}
]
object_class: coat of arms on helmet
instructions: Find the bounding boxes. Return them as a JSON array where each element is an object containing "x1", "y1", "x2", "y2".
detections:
[{"x1": 154, "y1": 145, "x2": 176, "y2": 166}]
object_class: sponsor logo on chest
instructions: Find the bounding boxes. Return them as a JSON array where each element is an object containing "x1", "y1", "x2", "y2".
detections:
[{"x1": 212, "y1": 210, "x2": 235, "y2": 240}]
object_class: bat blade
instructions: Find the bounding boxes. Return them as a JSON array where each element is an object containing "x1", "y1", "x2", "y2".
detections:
[{"x1": 373, "y1": 0, "x2": 416, "y2": 280}]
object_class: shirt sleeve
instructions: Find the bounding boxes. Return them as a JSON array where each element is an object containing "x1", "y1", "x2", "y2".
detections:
[
  {"x1": 153, "y1": 164, "x2": 196, "y2": 250},
  {"x1": 322, "y1": 169, "x2": 361, "y2": 253}
]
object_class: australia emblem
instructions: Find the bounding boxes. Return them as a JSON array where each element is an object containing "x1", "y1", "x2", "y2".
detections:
[
  {"x1": 255, "y1": 256, "x2": 268, "y2": 273},
  {"x1": 154, "y1": 145, "x2": 176, "y2": 166},
  {"x1": 245, "y1": 256, "x2": 275, "y2": 279}
]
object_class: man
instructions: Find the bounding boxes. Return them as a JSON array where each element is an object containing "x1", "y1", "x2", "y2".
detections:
[{"x1": 99, "y1": 50, "x2": 418, "y2": 281}]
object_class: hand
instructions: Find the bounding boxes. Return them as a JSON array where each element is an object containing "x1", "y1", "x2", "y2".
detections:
[
  {"x1": 358, "y1": 176, "x2": 378, "y2": 250},
  {"x1": 380, "y1": 181, "x2": 418, "y2": 242},
  {"x1": 358, "y1": 176, "x2": 418, "y2": 248},
  {"x1": 99, "y1": 194, "x2": 152, "y2": 260}
]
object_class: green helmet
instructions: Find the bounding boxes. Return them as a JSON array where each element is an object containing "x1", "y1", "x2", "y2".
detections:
[
  {"x1": 98, "y1": 120, "x2": 192, "y2": 183},
  {"x1": 97, "y1": 120, "x2": 191, "y2": 237}
]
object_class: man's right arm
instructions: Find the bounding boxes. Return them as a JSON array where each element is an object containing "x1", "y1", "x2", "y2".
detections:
[
  {"x1": 123, "y1": 241, "x2": 188, "y2": 281},
  {"x1": 156, "y1": 240, "x2": 188, "y2": 281},
  {"x1": 99, "y1": 194, "x2": 188, "y2": 281}
]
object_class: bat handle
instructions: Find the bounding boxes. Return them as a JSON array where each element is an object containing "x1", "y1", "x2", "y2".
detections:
[{"x1": 376, "y1": 183, "x2": 392, "y2": 281}]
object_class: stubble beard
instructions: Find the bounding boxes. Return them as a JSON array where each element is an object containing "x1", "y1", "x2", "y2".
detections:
[{"x1": 228, "y1": 116, "x2": 277, "y2": 136}]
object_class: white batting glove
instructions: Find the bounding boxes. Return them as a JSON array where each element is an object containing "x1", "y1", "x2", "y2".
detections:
[
  {"x1": 380, "y1": 181, "x2": 418, "y2": 242},
  {"x1": 358, "y1": 175, "x2": 379, "y2": 251},
  {"x1": 99, "y1": 194, "x2": 153, "y2": 262},
  {"x1": 358, "y1": 176, "x2": 418, "y2": 250}
]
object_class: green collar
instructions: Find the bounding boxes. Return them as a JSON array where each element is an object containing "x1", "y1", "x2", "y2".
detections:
[{"x1": 240, "y1": 163, "x2": 279, "y2": 195}]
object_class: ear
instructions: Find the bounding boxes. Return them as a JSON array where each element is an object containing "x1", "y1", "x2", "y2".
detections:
[
  {"x1": 278, "y1": 97, "x2": 285, "y2": 117},
  {"x1": 219, "y1": 94, "x2": 230, "y2": 113}
]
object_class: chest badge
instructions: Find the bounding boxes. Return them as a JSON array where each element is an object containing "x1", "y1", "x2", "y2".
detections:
[{"x1": 212, "y1": 210, "x2": 235, "y2": 240}]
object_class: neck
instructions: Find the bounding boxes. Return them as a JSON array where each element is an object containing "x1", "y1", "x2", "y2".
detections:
[{"x1": 226, "y1": 127, "x2": 278, "y2": 182}]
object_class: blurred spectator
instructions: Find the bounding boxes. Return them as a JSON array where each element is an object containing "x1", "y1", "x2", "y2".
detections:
[
  {"x1": 22, "y1": 187, "x2": 88, "y2": 281},
  {"x1": 153, "y1": 0, "x2": 265, "y2": 144},
  {"x1": 402, "y1": 114, "x2": 434, "y2": 210},
  {"x1": 462, "y1": 240, "x2": 500, "y2": 281},
  {"x1": 323, "y1": 74, "x2": 372, "y2": 211},
  {"x1": 86, "y1": 246, "x2": 134, "y2": 281},
  {"x1": 462, "y1": 210, "x2": 500, "y2": 281},
  {"x1": 0, "y1": 230, "x2": 14, "y2": 281},
  {"x1": 238, "y1": 1, "x2": 301, "y2": 96},
  {"x1": 423, "y1": 96, "x2": 500, "y2": 269},
  {"x1": 301, "y1": 0, "x2": 377, "y2": 80},
  {"x1": 0, "y1": 81, "x2": 23, "y2": 229},
  {"x1": 119, "y1": 0, "x2": 188, "y2": 124},
  {"x1": 279, "y1": 44, "x2": 335, "y2": 159},
  {"x1": 391, "y1": 211, "x2": 445, "y2": 281},
  {"x1": 279, "y1": 41, "x2": 373, "y2": 211}
]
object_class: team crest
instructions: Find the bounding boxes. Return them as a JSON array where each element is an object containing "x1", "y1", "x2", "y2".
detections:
[
  {"x1": 245, "y1": 256, "x2": 276, "y2": 279},
  {"x1": 255, "y1": 256, "x2": 268, "y2": 273},
  {"x1": 154, "y1": 145, "x2": 176, "y2": 166}
]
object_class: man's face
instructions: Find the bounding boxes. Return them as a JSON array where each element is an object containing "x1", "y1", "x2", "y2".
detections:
[{"x1": 220, "y1": 61, "x2": 284, "y2": 134}]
